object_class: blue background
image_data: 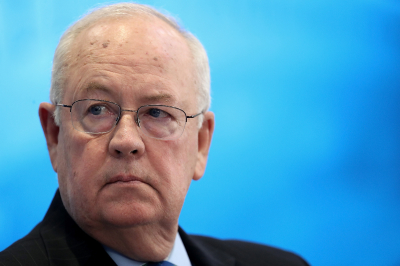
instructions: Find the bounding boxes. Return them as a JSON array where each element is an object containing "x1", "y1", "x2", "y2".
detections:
[{"x1": 1, "y1": 1, "x2": 400, "y2": 265}]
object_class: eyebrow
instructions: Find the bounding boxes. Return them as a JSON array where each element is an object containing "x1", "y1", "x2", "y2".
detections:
[
  {"x1": 80, "y1": 82, "x2": 112, "y2": 95},
  {"x1": 142, "y1": 93, "x2": 174, "y2": 102}
]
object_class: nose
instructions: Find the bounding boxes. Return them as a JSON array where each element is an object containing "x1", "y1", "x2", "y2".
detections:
[{"x1": 108, "y1": 112, "x2": 145, "y2": 157}]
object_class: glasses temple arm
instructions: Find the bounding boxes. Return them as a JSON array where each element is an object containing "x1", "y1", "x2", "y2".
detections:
[
  {"x1": 56, "y1": 103, "x2": 73, "y2": 111},
  {"x1": 186, "y1": 111, "x2": 204, "y2": 119}
]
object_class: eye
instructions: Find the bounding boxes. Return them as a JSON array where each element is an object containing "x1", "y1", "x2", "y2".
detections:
[
  {"x1": 89, "y1": 105, "x2": 105, "y2": 115},
  {"x1": 148, "y1": 108, "x2": 167, "y2": 118}
]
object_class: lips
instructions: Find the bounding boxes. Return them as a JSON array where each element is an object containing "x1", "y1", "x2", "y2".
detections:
[{"x1": 107, "y1": 175, "x2": 144, "y2": 185}]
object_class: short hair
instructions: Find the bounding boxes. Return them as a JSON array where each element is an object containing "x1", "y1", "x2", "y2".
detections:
[{"x1": 51, "y1": 3, "x2": 210, "y2": 127}]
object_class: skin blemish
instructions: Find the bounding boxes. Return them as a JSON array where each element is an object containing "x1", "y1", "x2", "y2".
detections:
[
  {"x1": 102, "y1": 40, "x2": 111, "y2": 48},
  {"x1": 153, "y1": 57, "x2": 158, "y2": 61}
]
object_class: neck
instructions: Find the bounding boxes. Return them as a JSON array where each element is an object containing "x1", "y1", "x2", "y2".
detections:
[{"x1": 85, "y1": 223, "x2": 178, "y2": 261}]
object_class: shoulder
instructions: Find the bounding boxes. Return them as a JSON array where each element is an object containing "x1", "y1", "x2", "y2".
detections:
[
  {"x1": 0, "y1": 191, "x2": 117, "y2": 266},
  {"x1": 0, "y1": 224, "x2": 49, "y2": 266},
  {"x1": 189, "y1": 234, "x2": 309, "y2": 266}
]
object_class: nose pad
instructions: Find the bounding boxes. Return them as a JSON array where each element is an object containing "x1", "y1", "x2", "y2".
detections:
[{"x1": 134, "y1": 112, "x2": 141, "y2": 128}]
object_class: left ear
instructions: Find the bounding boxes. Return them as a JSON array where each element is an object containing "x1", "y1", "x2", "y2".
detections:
[{"x1": 193, "y1": 111, "x2": 215, "y2": 181}]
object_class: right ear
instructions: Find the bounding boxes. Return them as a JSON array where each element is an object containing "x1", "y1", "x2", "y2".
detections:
[{"x1": 39, "y1": 103, "x2": 59, "y2": 172}]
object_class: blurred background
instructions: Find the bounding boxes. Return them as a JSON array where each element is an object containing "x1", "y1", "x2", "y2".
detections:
[{"x1": 1, "y1": 0, "x2": 399, "y2": 265}]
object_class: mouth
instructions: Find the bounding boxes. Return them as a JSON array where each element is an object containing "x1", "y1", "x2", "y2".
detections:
[{"x1": 106, "y1": 175, "x2": 145, "y2": 185}]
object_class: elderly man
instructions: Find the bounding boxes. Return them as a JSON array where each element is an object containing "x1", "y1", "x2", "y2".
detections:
[{"x1": 0, "y1": 3, "x2": 308, "y2": 266}]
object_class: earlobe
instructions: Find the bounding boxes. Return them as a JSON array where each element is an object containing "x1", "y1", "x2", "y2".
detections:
[
  {"x1": 193, "y1": 111, "x2": 215, "y2": 181},
  {"x1": 39, "y1": 103, "x2": 59, "y2": 172}
]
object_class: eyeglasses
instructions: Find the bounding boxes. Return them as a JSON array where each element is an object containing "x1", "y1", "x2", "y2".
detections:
[{"x1": 56, "y1": 99, "x2": 203, "y2": 140}]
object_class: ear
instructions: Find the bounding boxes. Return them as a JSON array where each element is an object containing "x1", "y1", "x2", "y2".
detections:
[
  {"x1": 39, "y1": 102, "x2": 59, "y2": 172},
  {"x1": 193, "y1": 111, "x2": 215, "y2": 181}
]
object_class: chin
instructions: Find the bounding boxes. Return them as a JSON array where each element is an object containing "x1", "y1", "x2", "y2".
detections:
[{"x1": 99, "y1": 203, "x2": 163, "y2": 228}]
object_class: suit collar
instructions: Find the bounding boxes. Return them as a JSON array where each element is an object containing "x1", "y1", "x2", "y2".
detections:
[
  {"x1": 40, "y1": 190, "x2": 117, "y2": 266},
  {"x1": 179, "y1": 227, "x2": 236, "y2": 266}
]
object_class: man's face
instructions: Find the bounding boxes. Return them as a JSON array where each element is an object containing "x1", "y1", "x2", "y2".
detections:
[{"x1": 43, "y1": 16, "x2": 212, "y2": 234}]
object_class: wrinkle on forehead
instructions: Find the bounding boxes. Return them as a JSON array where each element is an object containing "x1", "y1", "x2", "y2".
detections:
[{"x1": 74, "y1": 81, "x2": 175, "y2": 103}]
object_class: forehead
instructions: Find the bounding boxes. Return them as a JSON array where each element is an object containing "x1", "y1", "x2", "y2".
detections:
[
  {"x1": 64, "y1": 15, "x2": 196, "y2": 106},
  {"x1": 72, "y1": 15, "x2": 187, "y2": 57}
]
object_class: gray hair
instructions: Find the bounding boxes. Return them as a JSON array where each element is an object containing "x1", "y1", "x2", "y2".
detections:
[{"x1": 50, "y1": 2, "x2": 210, "y2": 127}]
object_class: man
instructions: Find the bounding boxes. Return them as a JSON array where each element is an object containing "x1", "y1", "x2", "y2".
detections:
[{"x1": 0, "y1": 3, "x2": 309, "y2": 266}]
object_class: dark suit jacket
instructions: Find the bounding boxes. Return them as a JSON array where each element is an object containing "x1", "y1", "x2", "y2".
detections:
[{"x1": 0, "y1": 190, "x2": 309, "y2": 266}]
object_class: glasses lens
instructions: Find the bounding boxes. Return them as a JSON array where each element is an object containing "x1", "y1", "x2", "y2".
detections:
[
  {"x1": 71, "y1": 100, "x2": 120, "y2": 134},
  {"x1": 138, "y1": 105, "x2": 186, "y2": 139}
]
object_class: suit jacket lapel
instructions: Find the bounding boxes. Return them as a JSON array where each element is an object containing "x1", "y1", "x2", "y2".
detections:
[
  {"x1": 179, "y1": 227, "x2": 236, "y2": 266},
  {"x1": 40, "y1": 190, "x2": 117, "y2": 266}
]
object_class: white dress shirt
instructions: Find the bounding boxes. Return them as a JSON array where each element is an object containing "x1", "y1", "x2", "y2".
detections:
[{"x1": 103, "y1": 232, "x2": 192, "y2": 266}]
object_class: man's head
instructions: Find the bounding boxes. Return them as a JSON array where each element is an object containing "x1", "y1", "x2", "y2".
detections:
[
  {"x1": 38, "y1": 3, "x2": 214, "y2": 261},
  {"x1": 51, "y1": 3, "x2": 211, "y2": 127}
]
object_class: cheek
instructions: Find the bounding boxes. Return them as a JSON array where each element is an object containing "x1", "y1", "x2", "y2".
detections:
[
  {"x1": 57, "y1": 130, "x2": 108, "y2": 208},
  {"x1": 146, "y1": 135, "x2": 198, "y2": 192}
]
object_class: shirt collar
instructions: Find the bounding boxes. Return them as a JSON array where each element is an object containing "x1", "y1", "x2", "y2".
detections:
[{"x1": 103, "y1": 231, "x2": 191, "y2": 266}]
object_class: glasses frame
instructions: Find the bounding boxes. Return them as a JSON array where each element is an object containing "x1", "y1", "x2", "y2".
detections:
[{"x1": 56, "y1": 99, "x2": 203, "y2": 139}]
